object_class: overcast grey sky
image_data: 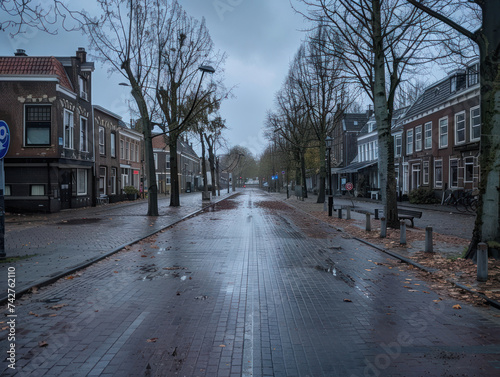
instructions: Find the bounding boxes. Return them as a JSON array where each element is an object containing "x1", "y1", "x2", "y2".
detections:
[{"x1": 0, "y1": 0, "x2": 310, "y2": 158}]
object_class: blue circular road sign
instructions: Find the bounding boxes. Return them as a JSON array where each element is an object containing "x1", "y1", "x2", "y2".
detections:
[{"x1": 0, "y1": 120, "x2": 10, "y2": 159}]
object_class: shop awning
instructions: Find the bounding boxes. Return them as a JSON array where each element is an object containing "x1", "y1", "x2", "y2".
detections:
[{"x1": 337, "y1": 161, "x2": 377, "y2": 173}]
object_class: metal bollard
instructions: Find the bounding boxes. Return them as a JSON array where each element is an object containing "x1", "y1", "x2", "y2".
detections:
[
  {"x1": 477, "y1": 242, "x2": 488, "y2": 282},
  {"x1": 374, "y1": 208, "x2": 379, "y2": 220},
  {"x1": 425, "y1": 226, "x2": 433, "y2": 253},
  {"x1": 380, "y1": 217, "x2": 387, "y2": 238},
  {"x1": 328, "y1": 196, "x2": 333, "y2": 217},
  {"x1": 400, "y1": 220, "x2": 407, "y2": 245},
  {"x1": 346, "y1": 207, "x2": 351, "y2": 220},
  {"x1": 365, "y1": 213, "x2": 371, "y2": 231},
  {"x1": 338, "y1": 208, "x2": 343, "y2": 219}
]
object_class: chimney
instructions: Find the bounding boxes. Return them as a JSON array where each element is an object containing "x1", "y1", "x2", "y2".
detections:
[
  {"x1": 76, "y1": 47, "x2": 87, "y2": 63},
  {"x1": 14, "y1": 49, "x2": 27, "y2": 56},
  {"x1": 366, "y1": 105, "x2": 374, "y2": 118}
]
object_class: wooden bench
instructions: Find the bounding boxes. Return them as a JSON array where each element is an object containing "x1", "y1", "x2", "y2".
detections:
[{"x1": 398, "y1": 209, "x2": 422, "y2": 228}]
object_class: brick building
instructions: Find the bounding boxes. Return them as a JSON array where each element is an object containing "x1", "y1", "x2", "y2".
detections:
[{"x1": 0, "y1": 48, "x2": 95, "y2": 212}]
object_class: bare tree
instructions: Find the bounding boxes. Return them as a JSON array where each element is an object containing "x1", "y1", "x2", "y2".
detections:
[
  {"x1": 406, "y1": 0, "x2": 500, "y2": 258},
  {"x1": 290, "y1": 25, "x2": 348, "y2": 203},
  {"x1": 154, "y1": 3, "x2": 227, "y2": 207},
  {"x1": 0, "y1": 0, "x2": 81, "y2": 35},
  {"x1": 84, "y1": 0, "x2": 175, "y2": 216},
  {"x1": 297, "y1": 0, "x2": 447, "y2": 227}
]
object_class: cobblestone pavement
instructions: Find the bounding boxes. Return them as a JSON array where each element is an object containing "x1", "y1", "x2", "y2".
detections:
[
  {"x1": 1, "y1": 192, "x2": 234, "y2": 302},
  {"x1": 273, "y1": 192, "x2": 475, "y2": 240},
  {"x1": 1, "y1": 189, "x2": 499, "y2": 376}
]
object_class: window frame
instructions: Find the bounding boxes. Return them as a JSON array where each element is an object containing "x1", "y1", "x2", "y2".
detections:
[
  {"x1": 470, "y1": 106, "x2": 481, "y2": 142},
  {"x1": 424, "y1": 122, "x2": 432, "y2": 150},
  {"x1": 30, "y1": 184, "x2": 45, "y2": 196},
  {"x1": 455, "y1": 111, "x2": 466, "y2": 145},
  {"x1": 24, "y1": 104, "x2": 52, "y2": 147},
  {"x1": 77, "y1": 169, "x2": 87, "y2": 196},
  {"x1": 110, "y1": 132, "x2": 116, "y2": 158},
  {"x1": 80, "y1": 116, "x2": 88, "y2": 152},
  {"x1": 415, "y1": 125, "x2": 422, "y2": 152},
  {"x1": 464, "y1": 157, "x2": 474, "y2": 183},
  {"x1": 434, "y1": 159, "x2": 443, "y2": 189},
  {"x1": 99, "y1": 126, "x2": 105, "y2": 155},
  {"x1": 439, "y1": 117, "x2": 448, "y2": 149},
  {"x1": 423, "y1": 161, "x2": 429, "y2": 185},
  {"x1": 395, "y1": 135, "x2": 402, "y2": 157},
  {"x1": 449, "y1": 159, "x2": 459, "y2": 188},
  {"x1": 63, "y1": 109, "x2": 74, "y2": 149},
  {"x1": 406, "y1": 129, "x2": 414, "y2": 155}
]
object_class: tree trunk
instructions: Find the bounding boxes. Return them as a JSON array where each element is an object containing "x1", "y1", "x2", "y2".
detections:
[
  {"x1": 466, "y1": 3, "x2": 500, "y2": 258},
  {"x1": 208, "y1": 146, "x2": 217, "y2": 197},
  {"x1": 300, "y1": 150, "x2": 308, "y2": 198},
  {"x1": 122, "y1": 60, "x2": 158, "y2": 216},
  {"x1": 372, "y1": 0, "x2": 398, "y2": 228},
  {"x1": 200, "y1": 131, "x2": 208, "y2": 193},
  {"x1": 169, "y1": 135, "x2": 180, "y2": 207},
  {"x1": 317, "y1": 140, "x2": 326, "y2": 203}
]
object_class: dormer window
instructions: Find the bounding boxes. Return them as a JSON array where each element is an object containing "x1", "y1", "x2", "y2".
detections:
[
  {"x1": 450, "y1": 71, "x2": 466, "y2": 93},
  {"x1": 79, "y1": 75, "x2": 89, "y2": 101},
  {"x1": 468, "y1": 63, "x2": 479, "y2": 87}
]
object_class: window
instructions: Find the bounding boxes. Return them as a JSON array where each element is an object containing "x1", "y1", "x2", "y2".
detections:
[
  {"x1": 25, "y1": 105, "x2": 51, "y2": 146},
  {"x1": 120, "y1": 140, "x2": 124, "y2": 159},
  {"x1": 63, "y1": 109, "x2": 74, "y2": 149},
  {"x1": 439, "y1": 117, "x2": 448, "y2": 148},
  {"x1": 111, "y1": 133, "x2": 116, "y2": 158},
  {"x1": 415, "y1": 125, "x2": 422, "y2": 151},
  {"x1": 166, "y1": 177, "x2": 171, "y2": 184},
  {"x1": 99, "y1": 127, "x2": 105, "y2": 155},
  {"x1": 450, "y1": 159, "x2": 459, "y2": 188},
  {"x1": 374, "y1": 141, "x2": 378, "y2": 159},
  {"x1": 406, "y1": 129, "x2": 414, "y2": 155},
  {"x1": 79, "y1": 76, "x2": 89, "y2": 101},
  {"x1": 111, "y1": 168, "x2": 117, "y2": 195},
  {"x1": 424, "y1": 122, "x2": 432, "y2": 149},
  {"x1": 465, "y1": 157, "x2": 474, "y2": 183},
  {"x1": 154, "y1": 153, "x2": 158, "y2": 169},
  {"x1": 5, "y1": 185, "x2": 11, "y2": 196},
  {"x1": 135, "y1": 143, "x2": 139, "y2": 162},
  {"x1": 395, "y1": 135, "x2": 402, "y2": 157},
  {"x1": 80, "y1": 117, "x2": 88, "y2": 152},
  {"x1": 434, "y1": 160, "x2": 443, "y2": 188},
  {"x1": 99, "y1": 166, "x2": 106, "y2": 195},
  {"x1": 77, "y1": 169, "x2": 87, "y2": 195},
  {"x1": 455, "y1": 112, "x2": 466, "y2": 144},
  {"x1": 423, "y1": 161, "x2": 429, "y2": 185},
  {"x1": 125, "y1": 141, "x2": 130, "y2": 160},
  {"x1": 30, "y1": 184, "x2": 45, "y2": 196},
  {"x1": 468, "y1": 63, "x2": 479, "y2": 87},
  {"x1": 470, "y1": 107, "x2": 480, "y2": 141},
  {"x1": 166, "y1": 154, "x2": 171, "y2": 169}
]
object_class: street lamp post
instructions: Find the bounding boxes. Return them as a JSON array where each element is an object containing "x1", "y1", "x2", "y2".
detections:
[{"x1": 326, "y1": 136, "x2": 333, "y2": 196}]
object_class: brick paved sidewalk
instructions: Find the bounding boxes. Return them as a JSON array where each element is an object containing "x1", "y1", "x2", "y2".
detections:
[
  {"x1": 0, "y1": 191, "x2": 237, "y2": 304},
  {"x1": 267, "y1": 190, "x2": 500, "y2": 309}
]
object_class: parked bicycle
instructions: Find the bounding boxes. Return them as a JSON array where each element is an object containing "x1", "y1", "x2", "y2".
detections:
[{"x1": 443, "y1": 189, "x2": 478, "y2": 213}]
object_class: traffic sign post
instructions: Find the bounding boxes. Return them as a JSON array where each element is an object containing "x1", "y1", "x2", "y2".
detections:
[{"x1": 0, "y1": 120, "x2": 10, "y2": 260}]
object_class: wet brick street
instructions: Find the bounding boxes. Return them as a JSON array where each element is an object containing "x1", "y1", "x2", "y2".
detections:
[{"x1": 1, "y1": 189, "x2": 500, "y2": 376}]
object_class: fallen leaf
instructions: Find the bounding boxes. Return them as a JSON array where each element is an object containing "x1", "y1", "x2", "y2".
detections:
[
  {"x1": 343, "y1": 299, "x2": 352, "y2": 303},
  {"x1": 147, "y1": 338, "x2": 158, "y2": 343},
  {"x1": 219, "y1": 344, "x2": 226, "y2": 347},
  {"x1": 365, "y1": 269, "x2": 372, "y2": 271},
  {"x1": 48, "y1": 304, "x2": 68, "y2": 310},
  {"x1": 65, "y1": 276, "x2": 75, "y2": 280},
  {"x1": 38, "y1": 341, "x2": 48, "y2": 347},
  {"x1": 453, "y1": 304, "x2": 462, "y2": 310}
]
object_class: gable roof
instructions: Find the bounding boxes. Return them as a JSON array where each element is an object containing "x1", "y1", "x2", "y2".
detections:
[
  {"x1": 0, "y1": 56, "x2": 74, "y2": 91},
  {"x1": 404, "y1": 61, "x2": 479, "y2": 121},
  {"x1": 341, "y1": 113, "x2": 368, "y2": 132}
]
